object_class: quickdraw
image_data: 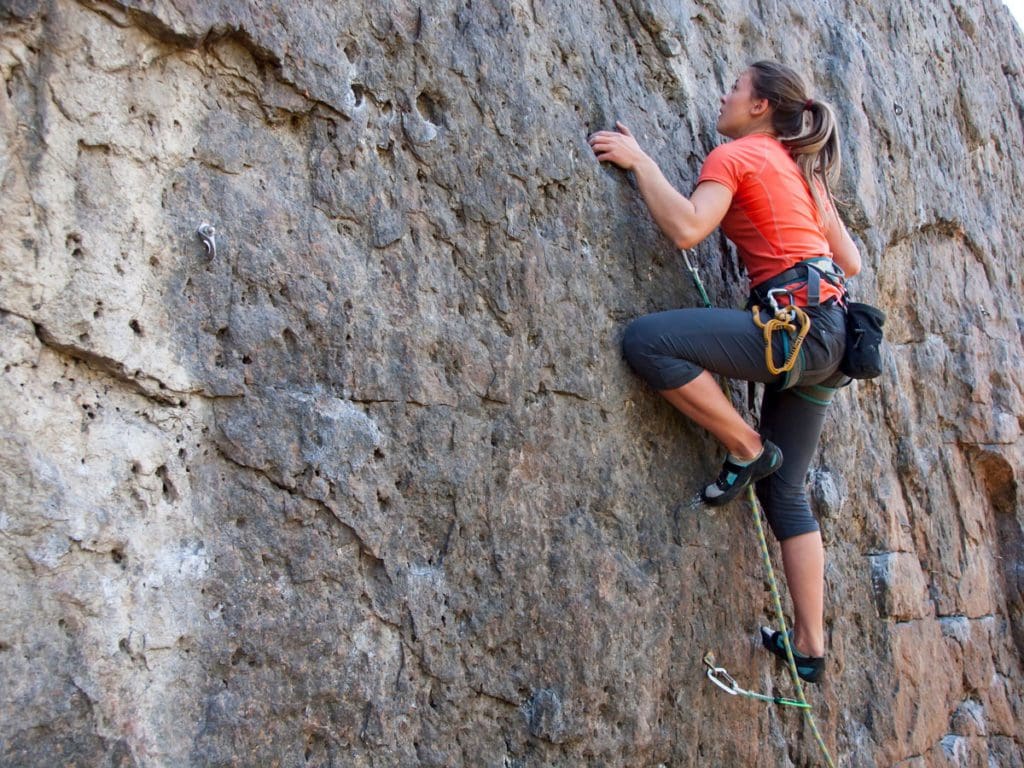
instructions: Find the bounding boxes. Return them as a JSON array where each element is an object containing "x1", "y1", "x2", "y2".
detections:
[
  {"x1": 702, "y1": 652, "x2": 810, "y2": 708},
  {"x1": 751, "y1": 288, "x2": 811, "y2": 375}
]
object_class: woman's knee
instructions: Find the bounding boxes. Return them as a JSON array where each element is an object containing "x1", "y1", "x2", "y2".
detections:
[
  {"x1": 756, "y1": 475, "x2": 819, "y2": 540},
  {"x1": 622, "y1": 315, "x2": 657, "y2": 373},
  {"x1": 621, "y1": 311, "x2": 704, "y2": 390}
]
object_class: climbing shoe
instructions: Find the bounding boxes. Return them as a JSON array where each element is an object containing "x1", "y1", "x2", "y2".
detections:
[
  {"x1": 760, "y1": 627, "x2": 825, "y2": 684},
  {"x1": 701, "y1": 440, "x2": 783, "y2": 507}
]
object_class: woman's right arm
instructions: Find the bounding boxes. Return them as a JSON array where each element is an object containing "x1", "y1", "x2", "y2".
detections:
[
  {"x1": 589, "y1": 122, "x2": 731, "y2": 250},
  {"x1": 631, "y1": 158, "x2": 732, "y2": 250}
]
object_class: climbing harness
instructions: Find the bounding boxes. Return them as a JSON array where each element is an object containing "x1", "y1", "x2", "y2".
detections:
[
  {"x1": 745, "y1": 257, "x2": 844, "y2": 394},
  {"x1": 747, "y1": 255, "x2": 846, "y2": 310},
  {"x1": 751, "y1": 289, "x2": 811, "y2": 376},
  {"x1": 197, "y1": 222, "x2": 217, "y2": 259},
  {"x1": 682, "y1": 249, "x2": 837, "y2": 768}
]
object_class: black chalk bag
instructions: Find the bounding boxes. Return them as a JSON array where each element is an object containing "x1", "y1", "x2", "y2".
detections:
[{"x1": 840, "y1": 302, "x2": 886, "y2": 379}]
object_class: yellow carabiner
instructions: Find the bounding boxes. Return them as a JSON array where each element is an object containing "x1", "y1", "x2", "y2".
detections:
[{"x1": 751, "y1": 303, "x2": 811, "y2": 375}]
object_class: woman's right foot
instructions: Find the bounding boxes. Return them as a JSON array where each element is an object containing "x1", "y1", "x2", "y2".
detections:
[{"x1": 701, "y1": 440, "x2": 783, "y2": 506}]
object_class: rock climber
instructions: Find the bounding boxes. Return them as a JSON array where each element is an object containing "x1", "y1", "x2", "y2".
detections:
[{"x1": 588, "y1": 60, "x2": 863, "y2": 683}]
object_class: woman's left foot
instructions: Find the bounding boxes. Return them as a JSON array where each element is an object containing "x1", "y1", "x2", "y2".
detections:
[
  {"x1": 701, "y1": 440, "x2": 783, "y2": 506},
  {"x1": 760, "y1": 627, "x2": 826, "y2": 683}
]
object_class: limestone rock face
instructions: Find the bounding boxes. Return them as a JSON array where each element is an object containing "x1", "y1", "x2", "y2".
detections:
[{"x1": 2, "y1": 0, "x2": 1023, "y2": 765}]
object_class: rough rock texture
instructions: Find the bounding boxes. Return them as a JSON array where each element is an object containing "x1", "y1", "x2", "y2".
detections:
[{"x1": 1, "y1": 0, "x2": 1023, "y2": 765}]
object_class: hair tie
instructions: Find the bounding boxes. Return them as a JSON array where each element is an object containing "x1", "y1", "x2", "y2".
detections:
[{"x1": 804, "y1": 99, "x2": 814, "y2": 111}]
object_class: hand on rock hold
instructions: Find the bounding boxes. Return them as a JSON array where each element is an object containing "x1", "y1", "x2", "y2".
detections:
[
  {"x1": 588, "y1": 121, "x2": 649, "y2": 171},
  {"x1": 585, "y1": 121, "x2": 647, "y2": 171}
]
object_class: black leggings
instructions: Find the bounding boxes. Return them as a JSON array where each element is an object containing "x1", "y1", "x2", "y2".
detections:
[{"x1": 622, "y1": 303, "x2": 847, "y2": 540}]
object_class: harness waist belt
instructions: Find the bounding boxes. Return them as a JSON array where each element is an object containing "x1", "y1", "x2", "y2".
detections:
[{"x1": 749, "y1": 257, "x2": 846, "y2": 308}]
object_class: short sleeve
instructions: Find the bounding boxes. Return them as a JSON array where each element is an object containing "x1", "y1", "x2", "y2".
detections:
[{"x1": 696, "y1": 142, "x2": 744, "y2": 193}]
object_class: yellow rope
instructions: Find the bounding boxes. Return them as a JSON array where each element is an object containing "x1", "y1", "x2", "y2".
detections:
[
  {"x1": 747, "y1": 485, "x2": 837, "y2": 768},
  {"x1": 751, "y1": 304, "x2": 811, "y2": 375}
]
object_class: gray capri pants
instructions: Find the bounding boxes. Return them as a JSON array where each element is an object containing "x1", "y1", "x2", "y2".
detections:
[{"x1": 622, "y1": 303, "x2": 847, "y2": 541}]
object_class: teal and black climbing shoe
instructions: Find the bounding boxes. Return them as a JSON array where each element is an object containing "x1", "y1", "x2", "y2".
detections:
[
  {"x1": 760, "y1": 627, "x2": 825, "y2": 684},
  {"x1": 701, "y1": 440, "x2": 783, "y2": 507}
]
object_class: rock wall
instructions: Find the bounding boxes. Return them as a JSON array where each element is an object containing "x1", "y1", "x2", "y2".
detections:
[{"x1": 1, "y1": 0, "x2": 1023, "y2": 765}]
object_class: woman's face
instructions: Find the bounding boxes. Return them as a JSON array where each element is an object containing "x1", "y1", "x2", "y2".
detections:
[{"x1": 717, "y1": 70, "x2": 769, "y2": 138}]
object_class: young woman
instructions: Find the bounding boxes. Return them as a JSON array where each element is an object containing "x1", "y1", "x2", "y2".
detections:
[{"x1": 588, "y1": 61, "x2": 862, "y2": 683}]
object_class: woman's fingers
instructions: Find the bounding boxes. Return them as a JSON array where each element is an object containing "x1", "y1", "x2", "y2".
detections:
[
  {"x1": 591, "y1": 145, "x2": 622, "y2": 164},
  {"x1": 589, "y1": 140, "x2": 617, "y2": 159},
  {"x1": 588, "y1": 125, "x2": 642, "y2": 169},
  {"x1": 589, "y1": 126, "x2": 631, "y2": 143},
  {"x1": 589, "y1": 132, "x2": 628, "y2": 151}
]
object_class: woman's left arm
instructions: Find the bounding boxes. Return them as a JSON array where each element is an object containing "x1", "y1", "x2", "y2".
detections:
[
  {"x1": 589, "y1": 122, "x2": 732, "y2": 250},
  {"x1": 824, "y1": 207, "x2": 862, "y2": 277}
]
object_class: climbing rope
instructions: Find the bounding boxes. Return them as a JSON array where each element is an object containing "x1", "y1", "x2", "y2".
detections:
[
  {"x1": 682, "y1": 250, "x2": 837, "y2": 768},
  {"x1": 747, "y1": 484, "x2": 836, "y2": 767}
]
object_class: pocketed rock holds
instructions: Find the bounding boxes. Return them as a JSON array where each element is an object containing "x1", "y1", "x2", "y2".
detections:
[{"x1": 1, "y1": 0, "x2": 1023, "y2": 766}]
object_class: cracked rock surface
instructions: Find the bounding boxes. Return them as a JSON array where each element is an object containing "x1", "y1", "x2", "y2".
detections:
[{"x1": 2, "y1": 0, "x2": 1024, "y2": 765}]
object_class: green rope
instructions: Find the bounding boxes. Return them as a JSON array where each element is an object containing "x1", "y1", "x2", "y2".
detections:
[{"x1": 682, "y1": 250, "x2": 837, "y2": 768}]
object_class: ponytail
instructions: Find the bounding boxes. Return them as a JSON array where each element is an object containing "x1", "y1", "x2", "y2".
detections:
[{"x1": 748, "y1": 60, "x2": 841, "y2": 220}]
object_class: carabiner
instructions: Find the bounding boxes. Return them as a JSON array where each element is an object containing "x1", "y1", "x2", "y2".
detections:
[
  {"x1": 702, "y1": 652, "x2": 739, "y2": 696},
  {"x1": 766, "y1": 287, "x2": 792, "y2": 317},
  {"x1": 706, "y1": 665, "x2": 740, "y2": 696}
]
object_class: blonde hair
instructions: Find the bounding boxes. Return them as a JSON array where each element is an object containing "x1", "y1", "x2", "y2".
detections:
[{"x1": 748, "y1": 60, "x2": 841, "y2": 219}]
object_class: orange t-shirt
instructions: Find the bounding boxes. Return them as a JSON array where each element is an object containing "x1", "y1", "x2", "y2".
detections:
[{"x1": 696, "y1": 133, "x2": 842, "y2": 305}]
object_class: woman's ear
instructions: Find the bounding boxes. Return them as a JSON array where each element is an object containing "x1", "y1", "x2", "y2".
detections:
[{"x1": 750, "y1": 98, "x2": 770, "y2": 117}]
